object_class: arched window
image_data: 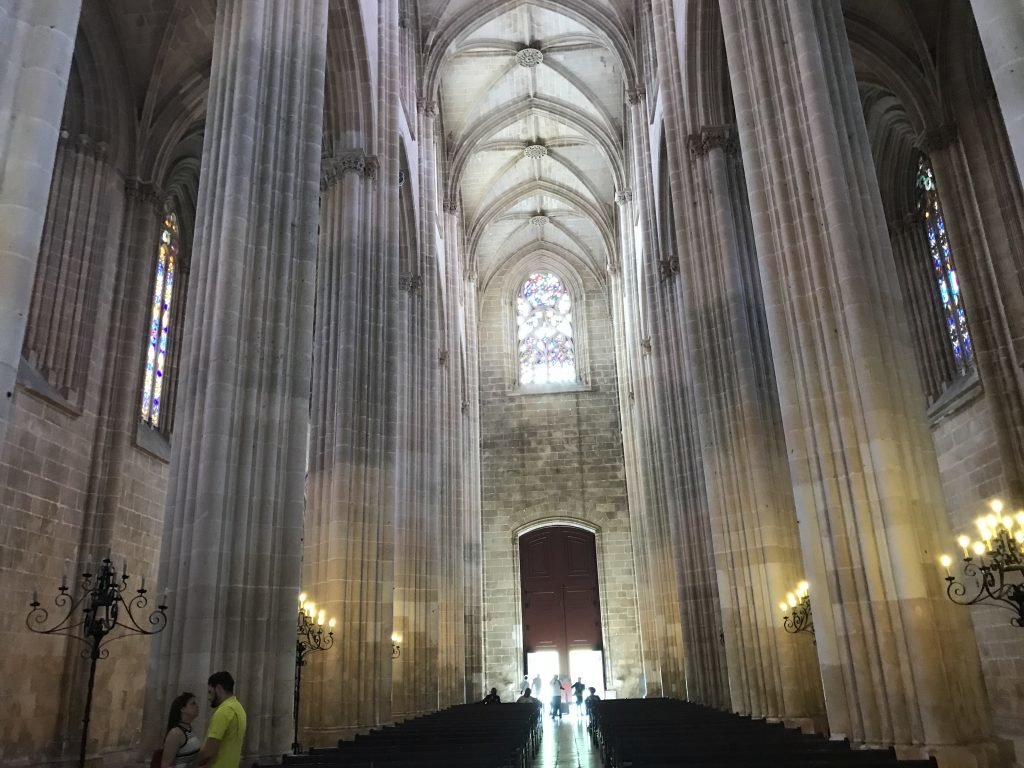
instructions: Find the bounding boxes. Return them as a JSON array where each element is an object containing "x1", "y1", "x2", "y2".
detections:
[
  {"x1": 517, "y1": 272, "x2": 576, "y2": 386},
  {"x1": 140, "y1": 211, "x2": 180, "y2": 429},
  {"x1": 916, "y1": 154, "x2": 973, "y2": 375}
]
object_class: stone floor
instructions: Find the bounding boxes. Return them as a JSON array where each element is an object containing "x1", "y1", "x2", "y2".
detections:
[{"x1": 535, "y1": 709, "x2": 603, "y2": 767}]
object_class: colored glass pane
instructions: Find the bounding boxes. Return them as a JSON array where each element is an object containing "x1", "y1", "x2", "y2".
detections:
[
  {"x1": 916, "y1": 155, "x2": 973, "y2": 375},
  {"x1": 517, "y1": 272, "x2": 576, "y2": 386},
  {"x1": 141, "y1": 212, "x2": 179, "y2": 427}
]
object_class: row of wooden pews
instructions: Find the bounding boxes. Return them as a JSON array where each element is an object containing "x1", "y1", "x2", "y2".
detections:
[
  {"x1": 589, "y1": 699, "x2": 938, "y2": 768},
  {"x1": 278, "y1": 702, "x2": 542, "y2": 768}
]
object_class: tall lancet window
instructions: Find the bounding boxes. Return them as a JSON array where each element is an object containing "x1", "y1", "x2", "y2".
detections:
[
  {"x1": 140, "y1": 211, "x2": 180, "y2": 428},
  {"x1": 517, "y1": 272, "x2": 576, "y2": 386},
  {"x1": 916, "y1": 155, "x2": 973, "y2": 375}
]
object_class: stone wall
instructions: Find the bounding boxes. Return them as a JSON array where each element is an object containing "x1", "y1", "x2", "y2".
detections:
[{"x1": 476, "y1": 258, "x2": 643, "y2": 702}]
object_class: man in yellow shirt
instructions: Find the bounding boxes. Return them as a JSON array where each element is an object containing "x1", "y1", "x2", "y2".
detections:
[{"x1": 196, "y1": 671, "x2": 247, "y2": 768}]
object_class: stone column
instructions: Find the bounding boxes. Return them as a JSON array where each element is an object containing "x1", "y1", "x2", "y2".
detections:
[
  {"x1": 422, "y1": 98, "x2": 467, "y2": 710},
  {"x1": 720, "y1": 1, "x2": 997, "y2": 762},
  {"x1": 447, "y1": 197, "x2": 485, "y2": 701},
  {"x1": 393, "y1": 141, "x2": 442, "y2": 718},
  {"x1": 622, "y1": 88, "x2": 694, "y2": 699},
  {"x1": 303, "y1": 151, "x2": 396, "y2": 743},
  {"x1": 147, "y1": 1, "x2": 328, "y2": 759},
  {"x1": 0, "y1": 0, "x2": 81, "y2": 446},
  {"x1": 969, "y1": 0, "x2": 1024, "y2": 196},
  {"x1": 682, "y1": 126, "x2": 824, "y2": 728}
]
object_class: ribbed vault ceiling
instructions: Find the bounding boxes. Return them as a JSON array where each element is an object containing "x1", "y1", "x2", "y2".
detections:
[{"x1": 428, "y1": 1, "x2": 626, "y2": 286}]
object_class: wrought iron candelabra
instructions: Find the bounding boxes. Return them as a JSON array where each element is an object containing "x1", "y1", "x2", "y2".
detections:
[
  {"x1": 940, "y1": 499, "x2": 1024, "y2": 627},
  {"x1": 293, "y1": 594, "x2": 335, "y2": 754},
  {"x1": 26, "y1": 557, "x2": 167, "y2": 768},
  {"x1": 779, "y1": 581, "x2": 814, "y2": 637}
]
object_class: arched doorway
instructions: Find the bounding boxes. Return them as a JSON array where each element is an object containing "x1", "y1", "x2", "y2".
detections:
[{"x1": 520, "y1": 526, "x2": 604, "y2": 699}]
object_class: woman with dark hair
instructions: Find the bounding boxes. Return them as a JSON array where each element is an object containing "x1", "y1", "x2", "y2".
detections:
[{"x1": 159, "y1": 692, "x2": 200, "y2": 767}]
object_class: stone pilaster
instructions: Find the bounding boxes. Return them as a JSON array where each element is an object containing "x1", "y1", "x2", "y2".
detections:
[
  {"x1": 23, "y1": 133, "x2": 113, "y2": 405},
  {"x1": 0, "y1": 1, "x2": 82, "y2": 446},
  {"x1": 146, "y1": 1, "x2": 328, "y2": 759},
  {"x1": 720, "y1": 1, "x2": 997, "y2": 762}
]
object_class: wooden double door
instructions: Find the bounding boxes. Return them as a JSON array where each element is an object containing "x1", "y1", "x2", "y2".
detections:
[{"x1": 520, "y1": 526, "x2": 602, "y2": 676}]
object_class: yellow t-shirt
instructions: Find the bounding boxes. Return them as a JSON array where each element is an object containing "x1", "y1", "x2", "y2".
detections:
[{"x1": 206, "y1": 696, "x2": 247, "y2": 768}]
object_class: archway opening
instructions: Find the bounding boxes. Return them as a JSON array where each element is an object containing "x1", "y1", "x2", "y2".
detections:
[{"x1": 519, "y1": 525, "x2": 604, "y2": 706}]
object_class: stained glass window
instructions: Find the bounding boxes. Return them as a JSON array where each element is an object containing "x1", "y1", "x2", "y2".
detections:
[
  {"x1": 140, "y1": 212, "x2": 179, "y2": 428},
  {"x1": 517, "y1": 272, "x2": 576, "y2": 386},
  {"x1": 916, "y1": 155, "x2": 973, "y2": 375}
]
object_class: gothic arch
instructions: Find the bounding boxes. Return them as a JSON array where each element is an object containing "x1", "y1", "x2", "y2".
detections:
[
  {"x1": 325, "y1": 0, "x2": 375, "y2": 152},
  {"x1": 420, "y1": 0, "x2": 637, "y2": 101}
]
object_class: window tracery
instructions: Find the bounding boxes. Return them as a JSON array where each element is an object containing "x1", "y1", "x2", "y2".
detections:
[{"x1": 516, "y1": 272, "x2": 576, "y2": 386}]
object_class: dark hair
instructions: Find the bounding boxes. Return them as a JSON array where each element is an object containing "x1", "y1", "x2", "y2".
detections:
[
  {"x1": 208, "y1": 671, "x2": 235, "y2": 693},
  {"x1": 588, "y1": 687, "x2": 596, "y2": 694},
  {"x1": 166, "y1": 692, "x2": 195, "y2": 734}
]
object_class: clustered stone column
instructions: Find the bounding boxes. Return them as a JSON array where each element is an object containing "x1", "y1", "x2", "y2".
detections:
[
  {"x1": 147, "y1": 0, "x2": 328, "y2": 759},
  {"x1": 443, "y1": 194, "x2": 486, "y2": 701},
  {"x1": 0, "y1": 1, "x2": 82, "y2": 446},
  {"x1": 620, "y1": 87, "x2": 693, "y2": 700},
  {"x1": 720, "y1": 1, "x2": 997, "y2": 762},
  {"x1": 421, "y1": 98, "x2": 470, "y2": 709},
  {"x1": 678, "y1": 124, "x2": 824, "y2": 728},
  {"x1": 304, "y1": 150, "x2": 396, "y2": 743},
  {"x1": 392, "y1": 114, "x2": 443, "y2": 718}
]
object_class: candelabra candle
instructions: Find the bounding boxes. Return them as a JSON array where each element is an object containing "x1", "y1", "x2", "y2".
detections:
[
  {"x1": 293, "y1": 595, "x2": 336, "y2": 754},
  {"x1": 26, "y1": 558, "x2": 167, "y2": 768},
  {"x1": 941, "y1": 500, "x2": 1024, "y2": 627},
  {"x1": 780, "y1": 581, "x2": 814, "y2": 637}
]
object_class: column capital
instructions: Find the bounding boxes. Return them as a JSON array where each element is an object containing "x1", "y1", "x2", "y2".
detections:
[
  {"x1": 659, "y1": 256, "x2": 680, "y2": 281},
  {"x1": 626, "y1": 86, "x2": 647, "y2": 106},
  {"x1": 443, "y1": 194, "x2": 460, "y2": 214},
  {"x1": 124, "y1": 178, "x2": 164, "y2": 207},
  {"x1": 417, "y1": 98, "x2": 438, "y2": 117},
  {"x1": 915, "y1": 123, "x2": 958, "y2": 155},
  {"x1": 615, "y1": 189, "x2": 633, "y2": 205},
  {"x1": 688, "y1": 125, "x2": 738, "y2": 158}
]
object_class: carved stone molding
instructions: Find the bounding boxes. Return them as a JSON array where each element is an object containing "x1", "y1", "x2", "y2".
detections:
[
  {"x1": 438, "y1": 349, "x2": 449, "y2": 367},
  {"x1": 626, "y1": 87, "x2": 646, "y2": 106},
  {"x1": 363, "y1": 155, "x2": 379, "y2": 181},
  {"x1": 59, "y1": 129, "x2": 110, "y2": 159},
  {"x1": 124, "y1": 178, "x2": 164, "y2": 207},
  {"x1": 417, "y1": 98, "x2": 437, "y2": 117},
  {"x1": 615, "y1": 189, "x2": 633, "y2": 205},
  {"x1": 915, "y1": 123, "x2": 958, "y2": 155},
  {"x1": 443, "y1": 195, "x2": 460, "y2": 214},
  {"x1": 530, "y1": 214, "x2": 550, "y2": 227},
  {"x1": 516, "y1": 47, "x2": 544, "y2": 67},
  {"x1": 689, "y1": 125, "x2": 737, "y2": 158},
  {"x1": 399, "y1": 272, "x2": 423, "y2": 294},
  {"x1": 659, "y1": 256, "x2": 680, "y2": 281},
  {"x1": 523, "y1": 143, "x2": 548, "y2": 159},
  {"x1": 639, "y1": 336, "x2": 652, "y2": 354},
  {"x1": 398, "y1": 169, "x2": 407, "y2": 187}
]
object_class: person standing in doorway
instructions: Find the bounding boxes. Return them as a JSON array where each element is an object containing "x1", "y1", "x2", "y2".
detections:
[
  {"x1": 519, "y1": 674, "x2": 529, "y2": 695},
  {"x1": 549, "y1": 675, "x2": 563, "y2": 720},
  {"x1": 196, "y1": 671, "x2": 247, "y2": 768},
  {"x1": 571, "y1": 677, "x2": 586, "y2": 714}
]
